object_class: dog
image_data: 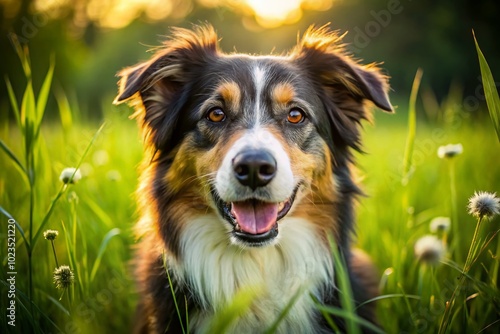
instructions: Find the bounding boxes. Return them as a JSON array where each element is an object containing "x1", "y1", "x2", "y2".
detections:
[{"x1": 114, "y1": 24, "x2": 392, "y2": 334}]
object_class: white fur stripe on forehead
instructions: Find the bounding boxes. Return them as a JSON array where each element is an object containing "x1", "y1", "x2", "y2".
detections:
[{"x1": 252, "y1": 66, "x2": 268, "y2": 126}]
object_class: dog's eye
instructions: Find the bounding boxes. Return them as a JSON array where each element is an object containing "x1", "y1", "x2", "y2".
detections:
[
  {"x1": 206, "y1": 108, "x2": 226, "y2": 123},
  {"x1": 287, "y1": 108, "x2": 305, "y2": 124}
]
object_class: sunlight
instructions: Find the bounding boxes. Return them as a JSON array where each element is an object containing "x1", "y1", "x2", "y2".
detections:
[
  {"x1": 245, "y1": 0, "x2": 301, "y2": 27},
  {"x1": 244, "y1": 0, "x2": 333, "y2": 28},
  {"x1": 31, "y1": 0, "x2": 333, "y2": 29}
]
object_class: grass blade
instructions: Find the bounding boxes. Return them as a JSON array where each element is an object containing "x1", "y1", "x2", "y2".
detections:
[
  {"x1": 55, "y1": 85, "x2": 73, "y2": 131},
  {"x1": 314, "y1": 304, "x2": 385, "y2": 334},
  {"x1": 61, "y1": 218, "x2": 84, "y2": 298},
  {"x1": 89, "y1": 228, "x2": 121, "y2": 283},
  {"x1": 163, "y1": 253, "x2": 187, "y2": 334},
  {"x1": 264, "y1": 285, "x2": 306, "y2": 334},
  {"x1": 354, "y1": 293, "x2": 420, "y2": 310},
  {"x1": 0, "y1": 139, "x2": 28, "y2": 176},
  {"x1": 10, "y1": 34, "x2": 31, "y2": 79},
  {"x1": 402, "y1": 68, "x2": 423, "y2": 185},
  {"x1": 5, "y1": 76, "x2": 22, "y2": 130},
  {"x1": 31, "y1": 183, "x2": 67, "y2": 249},
  {"x1": 328, "y1": 236, "x2": 360, "y2": 334},
  {"x1": 35, "y1": 55, "x2": 55, "y2": 136},
  {"x1": 473, "y1": 31, "x2": 500, "y2": 142},
  {"x1": 20, "y1": 79, "x2": 36, "y2": 171},
  {"x1": 0, "y1": 206, "x2": 30, "y2": 252},
  {"x1": 39, "y1": 290, "x2": 71, "y2": 316},
  {"x1": 205, "y1": 287, "x2": 261, "y2": 333}
]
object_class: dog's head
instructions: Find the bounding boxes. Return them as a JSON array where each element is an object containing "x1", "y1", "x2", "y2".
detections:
[{"x1": 115, "y1": 25, "x2": 392, "y2": 249}]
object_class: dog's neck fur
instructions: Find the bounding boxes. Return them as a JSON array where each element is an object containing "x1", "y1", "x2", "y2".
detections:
[{"x1": 167, "y1": 214, "x2": 334, "y2": 333}]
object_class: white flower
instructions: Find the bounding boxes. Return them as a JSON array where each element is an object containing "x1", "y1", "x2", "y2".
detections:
[
  {"x1": 430, "y1": 217, "x2": 451, "y2": 233},
  {"x1": 468, "y1": 191, "x2": 500, "y2": 220},
  {"x1": 414, "y1": 235, "x2": 445, "y2": 264},
  {"x1": 437, "y1": 144, "x2": 463, "y2": 159},
  {"x1": 59, "y1": 168, "x2": 82, "y2": 184}
]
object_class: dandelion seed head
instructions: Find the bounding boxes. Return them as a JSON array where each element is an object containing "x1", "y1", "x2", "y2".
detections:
[
  {"x1": 437, "y1": 143, "x2": 463, "y2": 159},
  {"x1": 59, "y1": 167, "x2": 82, "y2": 184},
  {"x1": 468, "y1": 191, "x2": 500, "y2": 220},
  {"x1": 414, "y1": 235, "x2": 445, "y2": 265},
  {"x1": 430, "y1": 217, "x2": 451, "y2": 233},
  {"x1": 53, "y1": 265, "x2": 75, "y2": 290},
  {"x1": 43, "y1": 229, "x2": 59, "y2": 241}
]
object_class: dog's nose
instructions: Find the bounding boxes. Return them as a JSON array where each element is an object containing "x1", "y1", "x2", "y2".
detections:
[{"x1": 233, "y1": 150, "x2": 277, "y2": 190}]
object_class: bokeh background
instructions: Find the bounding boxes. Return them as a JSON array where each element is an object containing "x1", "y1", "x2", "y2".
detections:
[
  {"x1": 1, "y1": 0, "x2": 500, "y2": 116},
  {"x1": 1, "y1": 1, "x2": 500, "y2": 333}
]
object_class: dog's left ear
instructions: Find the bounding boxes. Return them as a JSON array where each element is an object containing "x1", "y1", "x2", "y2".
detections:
[{"x1": 290, "y1": 26, "x2": 393, "y2": 113}]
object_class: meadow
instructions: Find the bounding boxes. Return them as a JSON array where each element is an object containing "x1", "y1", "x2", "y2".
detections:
[{"x1": 1, "y1": 48, "x2": 499, "y2": 333}]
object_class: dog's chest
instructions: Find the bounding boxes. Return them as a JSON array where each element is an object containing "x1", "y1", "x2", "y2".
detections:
[{"x1": 175, "y1": 216, "x2": 334, "y2": 333}]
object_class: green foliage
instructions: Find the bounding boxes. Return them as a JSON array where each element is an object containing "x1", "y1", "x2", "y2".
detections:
[
  {"x1": 328, "y1": 237, "x2": 359, "y2": 334},
  {"x1": 402, "y1": 68, "x2": 423, "y2": 185},
  {"x1": 1, "y1": 50, "x2": 134, "y2": 333},
  {"x1": 474, "y1": 31, "x2": 500, "y2": 142},
  {"x1": 205, "y1": 287, "x2": 261, "y2": 333},
  {"x1": 356, "y1": 121, "x2": 500, "y2": 333}
]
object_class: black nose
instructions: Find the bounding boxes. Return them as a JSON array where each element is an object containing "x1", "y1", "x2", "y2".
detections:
[{"x1": 233, "y1": 150, "x2": 277, "y2": 190}]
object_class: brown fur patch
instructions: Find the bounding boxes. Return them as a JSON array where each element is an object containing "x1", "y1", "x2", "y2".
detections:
[
  {"x1": 265, "y1": 126, "x2": 339, "y2": 239},
  {"x1": 218, "y1": 81, "x2": 241, "y2": 111},
  {"x1": 294, "y1": 146, "x2": 339, "y2": 241},
  {"x1": 194, "y1": 130, "x2": 245, "y2": 181},
  {"x1": 271, "y1": 82, "x2": 295, "y2": 106}
]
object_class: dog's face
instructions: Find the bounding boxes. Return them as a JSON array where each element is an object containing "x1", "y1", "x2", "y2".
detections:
[{"x1": 115, "y1": 25, "x2": 392, "y2": 249}]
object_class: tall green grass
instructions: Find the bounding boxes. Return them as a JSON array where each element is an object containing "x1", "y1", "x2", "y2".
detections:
[
  {"x1": 1, "y1": 38, "x2": 499, "y2": 333},
  {"x1": 1, "y1": 45, "x2": 137, "y2": 333}
]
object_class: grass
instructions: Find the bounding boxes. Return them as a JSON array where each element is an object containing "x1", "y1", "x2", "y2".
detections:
[{"x1": 1, "y1": 44, "x2": 500, "y2": 333}]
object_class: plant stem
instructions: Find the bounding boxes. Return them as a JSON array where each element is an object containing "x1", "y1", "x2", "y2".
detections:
[
  {"x1": 51, "y1": 240, "x2": 59, "y2": 268},
  {"x1": 463, "y1": 217, "x2": 483, "y2": 273},
  {"x1": 449, "y1": 160, "x2": 460, "y2": 262},
  {"x1": 28, "y1": 172, "x2": 35, "y2": 330},
  {"x1": 439, "y1": 216, "x2": 483, "y2": 334}
]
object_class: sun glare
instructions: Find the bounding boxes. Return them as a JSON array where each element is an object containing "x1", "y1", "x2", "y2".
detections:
[
  {"x1": 244, "y1": 0, "x2": 333, "y2": 28},
  {"x1": 245, "y1": 0, "x2": 301, "y2": 27},
  {"x1": 30, "y1": 0, "x2": 333, "y2": 29}
]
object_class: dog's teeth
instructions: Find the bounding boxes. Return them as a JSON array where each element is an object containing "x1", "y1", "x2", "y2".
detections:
[{"x1": 235, "y1": 224, "x2": 241, "y2": 232}]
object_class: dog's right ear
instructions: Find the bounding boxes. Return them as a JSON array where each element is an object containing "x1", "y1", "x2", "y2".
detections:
[
  {"x1": 113, "y1": 60, "x2": 160, "y2": 104},
  {"x1": 114, "y1": 25, "x2": 219, "y2": 105},
  {"x1": 113, "y1": 25, "x2": 219, "y2": 150}
]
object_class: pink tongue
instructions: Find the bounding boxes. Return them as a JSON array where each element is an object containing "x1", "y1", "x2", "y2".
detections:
[{"x1": 231, "y1": 201, "x2": 279, "y2": 234}]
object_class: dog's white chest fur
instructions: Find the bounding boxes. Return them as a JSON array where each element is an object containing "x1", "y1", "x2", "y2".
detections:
[{"x1": 173, "y1": 215, "x2": 334, "y2": 333}]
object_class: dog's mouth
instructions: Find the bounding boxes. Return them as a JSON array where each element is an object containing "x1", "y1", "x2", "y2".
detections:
[{"x1": 212, "y1": 185, "x2": 300, "y2": 246}]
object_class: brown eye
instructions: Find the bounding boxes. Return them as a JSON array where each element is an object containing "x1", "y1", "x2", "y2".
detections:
[
  {"x1": 206, "y1": 108, "x2": 226, "y2": 123},
  {"x1": 287, "y1": 108, "x2": 305, "y2": 124}
]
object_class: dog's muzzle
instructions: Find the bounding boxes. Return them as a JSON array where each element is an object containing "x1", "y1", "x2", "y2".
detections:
[{"x1": 212, "y1": 148, "x2": 298, "y2": 247}]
